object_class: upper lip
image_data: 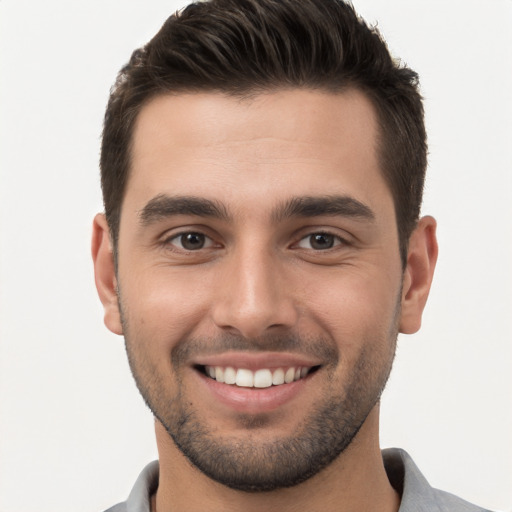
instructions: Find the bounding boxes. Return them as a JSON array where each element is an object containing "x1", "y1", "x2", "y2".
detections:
[{"x1": 193, "y1": 351, "x2": 323, "y2": 371}]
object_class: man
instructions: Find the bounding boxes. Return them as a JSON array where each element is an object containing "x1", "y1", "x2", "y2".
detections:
[{"x1": 91, "y1": 0, "x2": 490, "y2": 511}]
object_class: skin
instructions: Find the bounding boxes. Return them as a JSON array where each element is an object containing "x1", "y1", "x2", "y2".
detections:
[{"x1": 92, "y1": 89, "x2": 438, "y2": 512}]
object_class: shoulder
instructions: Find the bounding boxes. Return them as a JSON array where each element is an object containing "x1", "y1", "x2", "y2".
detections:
[
  {"x1": 101, "y1": 461, "x2": 159, "y2": 512},
  {"x1": 382, "y1": 448, "x2": 493, "y2": 512},
  {"x1": 102, "y1": 504, "x2": 127, "y2": 512},
  {"x1": 432, "y1": 488, "x2": 493, "y2": 512}
]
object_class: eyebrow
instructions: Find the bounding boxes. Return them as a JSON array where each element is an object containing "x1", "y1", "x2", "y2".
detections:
[
  {"x1": 139, "y1": 194, "x2": 230, "y2": 225},
  {"x1": 138, "y1": 193, "x2": 375, "y2": 226},
  {"x1": 272, "y1": 195, "x2": 375, "y2": 223}
]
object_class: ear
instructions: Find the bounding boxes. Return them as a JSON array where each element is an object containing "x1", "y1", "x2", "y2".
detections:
[
  {"x1": 91, "y1": 213, "x2": 123, "y2": 335},
  {"x1": 399, "y1": 215, "x2": 438, "y2": 334}
]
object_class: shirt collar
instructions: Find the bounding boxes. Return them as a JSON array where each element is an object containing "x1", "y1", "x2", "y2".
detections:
[
  {"x1": 125, "y1": 449, "x2": 442, "y2": 512},
  {"x1": 383, "y1": 448, "x2": 443, "y2": 512},
  {"x1": 125, "y1": 460, "x2": 158, "y2": 512}
]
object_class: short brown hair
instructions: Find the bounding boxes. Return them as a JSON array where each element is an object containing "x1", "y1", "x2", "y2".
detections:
[{"x1": 100, "y1": 0, "x2": 426, "y2": 265}]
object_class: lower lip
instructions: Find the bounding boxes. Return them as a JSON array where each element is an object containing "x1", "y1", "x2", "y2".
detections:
[{"x1": 196, "y1": 370, "x2": 311, "y2": 413}]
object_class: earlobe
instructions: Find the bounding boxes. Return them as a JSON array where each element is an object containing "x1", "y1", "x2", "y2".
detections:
[
  {"x1": 399, "y1": 216, "x2": 438, "y2": 334},
  {"x1": 91, "y1": 213, "x2": 123, "y2": 335}
]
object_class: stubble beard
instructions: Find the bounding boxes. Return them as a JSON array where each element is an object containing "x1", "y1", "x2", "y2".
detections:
[
  {"x1": 168, "y1": 351, "x2": 393, "y2": 492},
  {"x1": 119, "y1": 300, "x2": 399, "y2": 492}
]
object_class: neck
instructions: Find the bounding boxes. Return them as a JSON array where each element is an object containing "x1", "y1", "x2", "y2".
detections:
[{"x1": 152, "y1": 406, "x2": 400, "y2": 512}]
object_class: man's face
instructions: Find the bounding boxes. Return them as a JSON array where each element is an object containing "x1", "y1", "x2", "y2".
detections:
[{"x1": 107, "y1": 89, "x2": 407, "y2": 490}]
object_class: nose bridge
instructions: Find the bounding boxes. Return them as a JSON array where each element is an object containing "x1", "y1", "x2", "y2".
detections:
[{"x1": 212, "y1": 237, "x2": 297, "y2": 338}]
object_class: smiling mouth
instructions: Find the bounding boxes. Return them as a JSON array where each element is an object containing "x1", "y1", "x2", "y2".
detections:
[{"x1": 198, "y1": 365, "x2": 321, "y2": 389}]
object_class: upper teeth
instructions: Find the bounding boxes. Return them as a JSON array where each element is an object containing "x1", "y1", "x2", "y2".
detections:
[{"x1": 205, "y1": 366, "x2": 311, "y2": 388}]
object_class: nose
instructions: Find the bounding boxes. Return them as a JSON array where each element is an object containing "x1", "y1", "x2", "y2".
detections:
[{"x1": 211, "y1": 244, "x2": 299, "y2": 339}]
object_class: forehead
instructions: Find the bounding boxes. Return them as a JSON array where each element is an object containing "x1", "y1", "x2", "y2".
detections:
[{"x1": 126, "y1": 89, "x2": 392, "y2": 221}]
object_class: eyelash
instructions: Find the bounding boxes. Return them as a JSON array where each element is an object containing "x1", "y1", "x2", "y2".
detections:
[
  {"x1": 295, "y1": 231, "x2": 347, "y2": 251},
  {"x1": 162, "y1": 229, "x2": 349, "y2": 253},
  {"x1": 164, "y1": 231, "x2": 216, "y2": 251}
]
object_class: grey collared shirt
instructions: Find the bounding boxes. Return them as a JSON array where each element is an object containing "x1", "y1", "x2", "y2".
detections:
[{"x1": 104, "y1": 448, "x2": 492, "y2": 512}]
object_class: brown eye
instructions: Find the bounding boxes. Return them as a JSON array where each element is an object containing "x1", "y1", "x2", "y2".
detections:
[
  {"x1": 181, "y1": 233, "x2": 205, "y2": 250},
  {"x1": 297, "y1": 233, "x2": 341, "y2": 250},
  {"x1": 168, "y1": 232, "x2": 213, "y2": 251}
]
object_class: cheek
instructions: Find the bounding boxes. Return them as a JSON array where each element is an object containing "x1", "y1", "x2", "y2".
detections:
[
  {"x1": 119, "y1": 268, "x2": 214, "y2": 349},
  {"x1": 301, "y1": 265, "x2": 402, "y2": 346}
]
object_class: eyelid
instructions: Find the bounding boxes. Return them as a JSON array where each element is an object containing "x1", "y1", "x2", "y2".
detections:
[
  {"x1": 160, "y1": 227, "x2": 220, "y2": 252},
  {"x1": 297, "y1": 232, "x2": 347, "y2": 249},
  {"x1": 292, "y1": 226, "x2": 353, "y2": 248},
  {"x1": 170, "y1": 232, "x2": 214, "y2": 249},
  {"x1": 297, "y1": 233, "x2": 341, "y2": 249}
]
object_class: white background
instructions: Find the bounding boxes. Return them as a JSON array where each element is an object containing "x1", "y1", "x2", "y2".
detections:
[{"x1": 0, "y1": 1, "x2": 511, "y2": 511}]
